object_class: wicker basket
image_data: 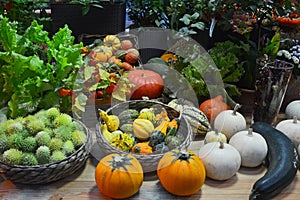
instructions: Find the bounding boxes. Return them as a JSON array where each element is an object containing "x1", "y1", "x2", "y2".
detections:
[
  {"x1": 0, "y1": 120, "x2": 92, "y2": 184},
  {"x1": 95, "y1": 100, "x2": 194, "y2": 172}
]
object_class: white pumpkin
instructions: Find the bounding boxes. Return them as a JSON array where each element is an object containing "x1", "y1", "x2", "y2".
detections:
[
  {"x1": 204, "y1": 129, "x2": 227, "y2": 144},
  {"x1": 198, "y1": 142, "x2": 241, "y2": 181},
  {"x1": 285, "y1": 100, "x2": 300, "y2": 119},
  {"x1": 298, "y1": 144, "x2": 300, "y2": 156},
  {"x1": 276, "y1": 116, "x2": 300, "y2": 147},
  {"x1": 229, "y1": 128, "x2": 268, "y2": 167},
  {"x1": 214, "y1": 104, "x2": 247, "y2": 139}
]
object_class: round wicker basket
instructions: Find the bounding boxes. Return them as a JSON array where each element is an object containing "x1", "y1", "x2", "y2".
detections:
[
  {"x1": 0, "y1": 120, "x2": 92, "y2": 184},
  {"x1": 95, "y1": 100, "x2": 194, "y2": 172}
]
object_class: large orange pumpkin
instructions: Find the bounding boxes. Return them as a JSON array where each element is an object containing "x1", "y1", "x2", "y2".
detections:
[
  {"x1": 95, "y1": 153, "x2": 144, "y2": 199},
  {"x1": 157, "y1": 149, "x2": 206, "y2": 196}
]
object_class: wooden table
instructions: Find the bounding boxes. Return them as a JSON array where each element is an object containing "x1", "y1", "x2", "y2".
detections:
[{"x1": 1, "y1": 119, "x2": 300, "y2": 200}]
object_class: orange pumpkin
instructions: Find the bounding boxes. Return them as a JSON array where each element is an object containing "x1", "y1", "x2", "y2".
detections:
[
  {"x1": 125, "y1": 51, "x2": 139, "y2": 64},
  {"x1": 131, "y1": 142, "x2": 153, "y2": 154},
  {"x1": 157, "y1": 150, "x2": 206, "y2": 196},
  {"x1": 199, "y1": 95, "x2": 231, "y2": 123},
  {"x1": 95, "y1": 153, "x2": 144, "y2": 199}
]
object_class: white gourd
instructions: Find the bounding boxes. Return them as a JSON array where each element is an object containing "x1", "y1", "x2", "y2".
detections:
[
  {"x1": 275, "y1": 116, "x2": 300, "y2": 147},
  {"x1": 204, "y1": 130, "x2": 227, "y2": 144},
  {"x1": 285, "y1": 100, "x2": 300, "y2": 119},
  {"x1": 214, "y1": 104, "x2": 246, "y2": 139},
  {"x1": 229, "y1": 128, "x2": 268, "y2": 167},
  {"x1": 198, "y1": 142, "x2": 241, "y2": 181}
]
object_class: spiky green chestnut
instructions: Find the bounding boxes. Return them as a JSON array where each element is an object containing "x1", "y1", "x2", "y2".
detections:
[
  {"x1": 54, "y1": 113, "x2": 72, "y2": 128},
  {"x1": 49, "y1": 138, "x2": 64, "y2": 152},
  {"x1": 46, "y1": 107, "x2": 60, "y2": 121},
  {"x1": 0, "y1": 134, "x2": 9, "y2": 153},
  {"x1": 21, "y1": 137, "x2": 37, "y2": 153},
  {"x1": 71, "y1": 130, "x2": 87, "y2": 148},
  {"x1": 35, "y1": 131, "x2": 51, "y2": 146},
  {"x1": 6, "y1": 121, "x2": 23, "y2": 134},
  {"x1": 54, "y1": 125, "x2": 73, "y2": 142},
  {"x1": 50, "y1": 151, "x2": 66, "y2": 163},
  {"x1": 2, "y1": 149, "x2": 23, "y2": 165},
  {"x1": 36, "y1": 146, "x2": 51, "y2": 164},
  {"x1": 21, "y1": 153, "x2": 38, "y2": 166},
  {"x1": 70, "y1": 121, "x2": 84, "y2": 132},
  {"x1": 62, "y1": 140, "x2": 75, "y2": 156},
  {"x1": 27, "y1": 119, "x2": 45, "y2": 136},
  {"x1": 8, "y1": 133, "x2": 23, "y2": 150}
]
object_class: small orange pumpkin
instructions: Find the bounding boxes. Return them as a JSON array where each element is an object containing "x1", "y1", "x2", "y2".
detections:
[
  {"x1": 131, "y1": 142, "x2": 153, "y2": 154},
  {"x1": 95, "y1": 153, "x2": 144, "y2": 199},
  {"x1": 157, "y1": 149, "x2": 206, "y2": 196},
  {"x1": 199, "y1": 95, "x2": 231, "y2": 123},
  {"x1": 125, "y1": 51, "x2": 139, "y2": 64},
  {"x1": 121, "y1": 39, "x2": 133, "y2": 50}
]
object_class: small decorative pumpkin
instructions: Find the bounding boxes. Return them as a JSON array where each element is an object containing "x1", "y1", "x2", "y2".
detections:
[
  {"x1": 95, "y1": 153, "x2": 144, "y2": 199},
  {"x1": 285, "y1": 100, "x2": 300, "y2": 120},
  {"x1": 94, "y1": 45, "x2": 113, "y2": 62},
  {"x1": 110, "y1": 132, "x2": 135, "y2": 151},
  {"x1": 121, "y1": 39, "x2": 133, "y2": 50},
  {"x1": 204, "y1": 129, "x2": 227, "y2": 144},
  {"x1": 127, "y1": 69, "x2": 164, "y2": 100},
  {"x1": 213, "y1": 104, "x2": 246, "y2": 139},
  {"x1": 160, "y1": 53, "x2": 178, "y2": 67},
  {"x1": 148, "y1": 130, "x2": 166, "y2": 147},
  {"x1": 198, "y1": 142, "x2": 241, "y2": 181},
  {"x1": 157, "y1": 150, "x2": 206, "y2": 196},
  {"x1": 276, "y1": 116, "x2": 300, "y2": 147},
  {"x1": 118, "y1": 109, "x2": 139, "y2": 125},
  {"x1": 164, "y1": 135, "x2": 184, "y2": 150},
  {"x1": 229, "y1": 128, "x2": 268, "y2": 167},
  {"x1": 103, "y1": 35, "x2": 121, "y2": 51},
  {"x1": 137, "y1": 109, "x2": 156, "y2": 123},
  {"x1": 199, "y1": 95, "x2": 231, "y2": 123},
  {"x1": 132, "y1": 118, "x2": 154, "y2": 140},
  {"x1": 131, "y1": 142, "x2": 153, "y2": 154},
  {"x1": 125, "y1": 51, "x2": 139, "y2": 64}
]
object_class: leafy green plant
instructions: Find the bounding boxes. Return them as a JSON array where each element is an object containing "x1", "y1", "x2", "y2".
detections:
[
  {"x1": 0, "y1": 16, "x2": 84, "y2": 118},
  {"x1": 0, "y1": 0, "x2": 51, "y2": 34}
]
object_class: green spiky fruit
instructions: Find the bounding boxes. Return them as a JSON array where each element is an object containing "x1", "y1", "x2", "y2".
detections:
[
  {"x1": 50, "y1": 151, "x2": 66, "y2": 163},
  {"x1": 49, "y1": 138, "x2": 64, "y2": 152},
  {"x1": 21, "y1": 153, "x2": 38, "y2": 166},
  {"x1": 6, "y1": 121, "x2": 23, "y2": 134},
  {"x1": 54, "y1": 125, "x2": 73, "y2": 142},
  {"x1": 21, "y1": 137, "x2": 37, "y2": 153},
  {"x1": 2, "y1": 149, "x2": 23, "y2": 165},
  {"x1": 54, "y1": 113, "x2": 72, "y2": 128},
  {"x1": 35, "y1": 131, "x2": 51, "y2": 146},
  {"x1": 0, "y1": 134, "x2": 9, "y2": 153},
  {"x1": 36, "y1": 146, "x2": 51, "y2": 164},
  {"x1": 62, "y1": 140, "x2": 75, "y2": 156},
  {"x1": 27, "y1": 119, "x2": 45, "y2": 136},
  {"x1": 46, "y1": 107, "x2": 60, "y2": 121},
  {"x1": 8, "y1": 133, "x2": 23, "y2": 149},
  {"x1": 70, "y1": 121, "x2": 84, "y2": 131},
  {"x1": 71, "y1": 130, "x2": 87, "y2": 148}
]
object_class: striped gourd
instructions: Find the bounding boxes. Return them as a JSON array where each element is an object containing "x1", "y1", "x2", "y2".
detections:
[{"x1": 183, "y1": 106, "x2": 211, "y2": 135}]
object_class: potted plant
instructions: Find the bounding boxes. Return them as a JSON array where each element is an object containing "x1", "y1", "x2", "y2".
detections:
[{"x1": 50, "y1": 0, "x2": 126, "y2": 43}]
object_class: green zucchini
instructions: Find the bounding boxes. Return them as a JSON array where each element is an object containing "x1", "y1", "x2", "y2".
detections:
[{"x1": 250, "y1": 122, "x2": 299, "y2": 200}]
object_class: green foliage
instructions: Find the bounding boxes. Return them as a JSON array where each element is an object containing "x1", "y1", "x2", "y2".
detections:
[
  {"x1": 0, "y1": 17, "x2": 84, "y2": 119},
  {"x1": 2, "y1": 148, "x2": 23, "y2": 165},
  {"x1": 36, "y1": 145, "x2": 51, "y2": 165}
]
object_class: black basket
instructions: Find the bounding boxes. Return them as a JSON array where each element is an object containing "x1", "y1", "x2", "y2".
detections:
[
  {"x1": 95, "y1": 100, "x2": 194, "y2": 172},
  {"x1": 0, "y1": 120, "x2": 92, "y2": 184},
  {"x1": 50, "y1": 2, "x2": 126, "y2": 43}
]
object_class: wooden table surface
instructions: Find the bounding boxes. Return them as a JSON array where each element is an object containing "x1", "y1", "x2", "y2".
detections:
[{"x1": 1, "y1": 115, "x2": 300, "y2": 200}]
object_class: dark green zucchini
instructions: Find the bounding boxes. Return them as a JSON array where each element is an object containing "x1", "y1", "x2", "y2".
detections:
[{"x1": 249, "y1": 122, "x2": 299, "y2": 200}]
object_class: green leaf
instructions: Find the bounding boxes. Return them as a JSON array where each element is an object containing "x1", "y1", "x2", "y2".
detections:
[
  {"x1": 190, "y1": 22, "x2": 205, "y2": 31},
  {"x1": 0, "y1": 17, "x2": 17, "y2": 52}
]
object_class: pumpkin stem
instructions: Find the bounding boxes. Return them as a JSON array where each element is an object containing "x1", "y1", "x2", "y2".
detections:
[
  {"x1": 172, "y1": 150, "x2": 192, "y2": 163},
  {"x1": 293, "y1": 116, "x2": 298, "y2": 123},
  {"x1": 248, "y1": 128, "x2": 253, "y2": 136},
  {"x1": 219, "y1": 142, "x2": 224, "y2": 149},
  {"x1": 109, "y1": 154, "x2": 133, "y2": 172},
  {"x1": 232, "y1": 104, "x2": 241, "y2": 115}
]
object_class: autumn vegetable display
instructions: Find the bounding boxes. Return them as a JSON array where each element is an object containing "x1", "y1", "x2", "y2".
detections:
[
  {"x1": 98, "y1": 103, "x2": 184, "y2": 154},
  {"x1": 157, "y1": 150, "x2": 206, "y2": 196},
  {"x1": 0, "y1": 108, "x2": 87, "y2": 166},
  {"x1": 94, "y1": 153, "x2": 144, "y2": 199}
]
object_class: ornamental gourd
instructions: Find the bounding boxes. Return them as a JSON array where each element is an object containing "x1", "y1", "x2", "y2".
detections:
[
  {"x1": 276, "y1": 116, "x2": 300, "y2": 147},
  {"x1": 213, "y1": 104, "x2": 246, "y2": 139},
  {"x1": 131, "y1": 142, "x2": 153, "y2": 154},
  {"x1": 198, "y1": 142, "x2": 241, "y2": 181},
  {"x1": 132, "y1": 118, "x2": 154, "y2": 140},
  {"x1": 229, "y1": 128, "x2": 268, "y2": 167},
  {"x1": 285, "y1": 100, "x2": 300, "y2": 120},
  {"x1": 157, "y1": 150, "x2": 206, "y2": 196},
  {"x1": 95, "y1": 153, "x2": 143, "y2": 199}
]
